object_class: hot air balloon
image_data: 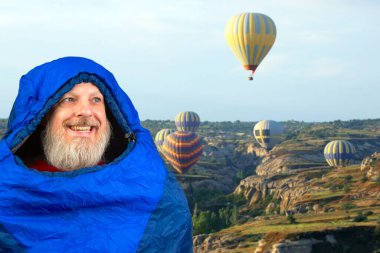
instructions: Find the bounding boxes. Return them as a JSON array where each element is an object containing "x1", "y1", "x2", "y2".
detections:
[
  {"x1": 324, "y1": 140, "x2": 355, "y2": 167},
  {"x1": 175, "y1": 111, "x2": 200, "y2": 132},
  {"x1": 155, "y1": 129, "x2": 176, "y2": 153},
  {"x1": 253, "y1": 120, "x2": 283, "y2": 150},
  {"x1": 161, "y1": 131, "x2": 203, "y2": 174},
  {"x1": 225, "y1": 12, "x2": 277, "y2": 80}
]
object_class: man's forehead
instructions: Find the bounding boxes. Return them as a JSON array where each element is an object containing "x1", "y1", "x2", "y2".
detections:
[{"x1": 65, "y1": 82, "x2": 103, "y2": 95}]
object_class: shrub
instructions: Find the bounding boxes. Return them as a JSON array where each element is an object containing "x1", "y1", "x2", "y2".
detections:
[
  {"x1": 287, "y1": 214, "x2": 297, "y2": 224},
  {"x1": 329, "y1": 184, "x2": 342, "y2": 192},
  {"x1": 353, "y1": 212, "x2": 368, "y2": 222},
  {"x1": 361, "y1": 176, "x2": 368, "y2": 183},
  {"x1": 341, "y1": 202, "x2": 356, "y2": 211},
  {"x1": 343, "y1": 183, "x2": 351, "y2": 193},
  {"x1": 235, "y1": 170, "x2": 245, "y2": 184},
  {"x1": 275, "y1": 205, "x2": 281, "y2": 214},
  {"x1": 245, "y1": 208, "x2": 263, "y2": 217},
  {"x1": 344, "y1": 175, "x2": 353, "y2": 182},
  {"x1": 192, "y1": 205, "x2": 240, "y2": 235},
  {"x1": 374, "y1": 224, "x2": 380, "y2": 239}
]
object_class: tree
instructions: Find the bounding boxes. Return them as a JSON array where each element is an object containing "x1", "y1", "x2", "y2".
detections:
[
  {"x1": 230, "y1": 205, "x2": 238, "y2": 225},
  {"x1": 344, "y1": 183, "x2": 351, "y2": 193},
  {"x1": 353, "y1": 212, "x2": 368, "y2": 222},
  {"x1": 218, "y1": 208, "x2": 230, "y2": 228},
  {"x1": 287, "y1": 214, "x2": 297, "y2": 224},
  {"x1": 192, "y1": 211, "x2": 212, "y2": 235}
]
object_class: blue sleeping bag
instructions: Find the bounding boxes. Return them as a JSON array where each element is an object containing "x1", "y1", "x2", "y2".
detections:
[{"x1": 0, "y1": 57, "x2": 193, "y2": 252}]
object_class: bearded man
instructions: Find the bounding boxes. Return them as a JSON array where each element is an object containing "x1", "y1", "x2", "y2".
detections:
[{"x1": 0, "y1": 57, "x2": 193, "y2": 252}]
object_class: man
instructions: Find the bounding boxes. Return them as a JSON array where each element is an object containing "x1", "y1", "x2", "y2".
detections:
[{"x1": 0, "y1": 57, "x2": 193, "y2": 252}]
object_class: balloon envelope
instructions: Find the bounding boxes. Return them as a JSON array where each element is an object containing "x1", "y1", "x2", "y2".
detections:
[
  {"x1": 225, "y1": 12, "x2": 276, "y2": 76},
  {"x1": 162, "y1": 131, "x2": 203, "y2": 174},
  {"x1": 175, "y1": 111, "x2": 200, "y2": 132},
  {"x1": 324, "y1": 140, "x2": 355, "y2": 167},
  {"x1": 155, "y1": 129, "x2": 176, "y2": 153},
  {"x1": 253, "y1": 120, "x2": 283, "y2": 150}
]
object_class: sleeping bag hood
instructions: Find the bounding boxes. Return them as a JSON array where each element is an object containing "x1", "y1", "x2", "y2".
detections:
[{"x1": 0, "y1": 57, "x2": 193, "y2": 252}]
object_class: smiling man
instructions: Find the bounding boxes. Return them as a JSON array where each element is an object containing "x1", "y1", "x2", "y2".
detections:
[
  {"x1": 37, "y1": 82, "x2": 111, "y2": 172},
  {"x1": 0, "y1": 57, "x2": 193, "y2": 252}
]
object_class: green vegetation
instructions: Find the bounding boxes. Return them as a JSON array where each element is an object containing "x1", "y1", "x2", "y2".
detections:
[
  {"x1": 141, "y1": 120, "x2": 256, "y2": 138},
  {"x1": 191, "y1": 189, "x2": 225, "y2": 209},
  {"x1": 341, "y1": 202, "x2": 357, "y2": 211},
  {"x1": 353, "y1": 212, "x2": 369, "y2": 222},
  {"x1": 234, "y1": 167, "x2": 256, "y2": 184},
  {"x1": 343, "y1": 183, "x2": 351, "y2": 193},
  {"x1": 0, "y1": 118, "x2": 7, "y2": 138},
  {"x1": 376, "y1": 216, "x2": 380, "y2": 239},
  {"x1": 192, "y1": 205, "x2": 239, "y2": 235},
  {"x1": 141, "y1": 118, "x2": 380, "y2": 142},
  {"x1": 287, "y1": 214, "x2": 297, "y2": 224},
  {"x1": 222, "y1": 212, "x2": 377, "y2": 236},
  {"x1": 190, "y1": 188, "x2": 247, "y2": 235},
  {"x1": 281, "y1": 119, "x2": 380, "y2": 141}
]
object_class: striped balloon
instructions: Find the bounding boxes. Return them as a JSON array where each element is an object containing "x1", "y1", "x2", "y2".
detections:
[
  {"x1": 253, "y1": 120, "x2": 283, "y2": 150},
  {"x1": 161, "y1": 131, "x2": 203, "y2": 174},
  {"x1": 154, "y1": 129, "x2": 176, "y2": 153},
  {"x1": 324, "y1": 140, "x2": 355, "y2": 167},
  {"x1": 175, "y1": 111, "x2": 200, "y2": 132},
  {"x1": 225, "y1": 13, "x2": 276, "y2": 78}
]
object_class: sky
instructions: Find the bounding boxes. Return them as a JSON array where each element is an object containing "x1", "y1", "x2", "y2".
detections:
[{"x1": 0, "y1": 0, "x2": 379, "y2": 122}]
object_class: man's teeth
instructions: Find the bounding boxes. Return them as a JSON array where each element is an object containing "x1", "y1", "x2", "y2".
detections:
[{"x1": 70, "y1": 126, "x2": 92, "y2": 132}]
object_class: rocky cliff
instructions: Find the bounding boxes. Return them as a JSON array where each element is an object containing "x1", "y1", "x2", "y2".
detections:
[
  {"x1": 361, "y1": 152, "x2": 380, "y2": 181},
  {"x1": 255, "y1": 227, "x2": 379, "y2": 253}
]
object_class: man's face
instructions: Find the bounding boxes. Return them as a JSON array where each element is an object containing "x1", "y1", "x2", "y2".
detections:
[
  {"x1": 42, "y1": 82, "x2": 111, "y2": 171},
  {"x1": 48, "y1": 82, "x2": 108, "y2": 144}
]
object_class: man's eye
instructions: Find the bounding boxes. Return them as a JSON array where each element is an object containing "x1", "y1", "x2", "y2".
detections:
[
  {"x1": 92, "y1": 97, "x2": 102, "y2": 103},
  {"x1": 62, "y1": 97, "x2": 75, "y2": 103}
]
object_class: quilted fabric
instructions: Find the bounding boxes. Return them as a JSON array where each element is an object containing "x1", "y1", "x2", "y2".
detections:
[{"x1": 0, "y1": 57, "x2": 192, "y2": 252}]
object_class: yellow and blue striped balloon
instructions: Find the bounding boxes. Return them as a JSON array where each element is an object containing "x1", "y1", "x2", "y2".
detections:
[
  {"x1": 175, "y1": 111, "x2": 200, "y2": 132},
  {"x1": 154, "y1": 129, "x2": 176, "y2": 153},
  {"x1": 253, "y1": 120, "x2": 283, "y2": 150},
  {"x1": 225, "y1": 12, "x2": 276, "y2": 79},
  {"x1": 324, "y1": 140, "x2": 355, "y2": 167},
  {"x1": 161, "y1": 131, "x2": 203, "y2": 174}
]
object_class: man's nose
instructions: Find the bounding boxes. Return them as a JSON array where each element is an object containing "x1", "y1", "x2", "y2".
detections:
[{"x1": 75, "y1": 101, "x2": 93, "y2": 117}]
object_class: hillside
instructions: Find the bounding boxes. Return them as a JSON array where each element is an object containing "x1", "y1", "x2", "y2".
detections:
[
  {"x1": 143, "y1": 119, "x2": 380, "y2": 253},
  {"x1": 0, "y1": 119, "x2": 6, "y2": 137},
  {"x1": 194, "y1": 163, "x2": 379, "y2": 252}
]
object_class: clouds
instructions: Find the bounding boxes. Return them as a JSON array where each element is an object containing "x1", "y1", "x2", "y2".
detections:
[
  {"x1": 0, "y1": 0, "x2": 379, "y2": 121},
  {"x1": 303, "y1": 57, "x2": 353, "y2": 78}
]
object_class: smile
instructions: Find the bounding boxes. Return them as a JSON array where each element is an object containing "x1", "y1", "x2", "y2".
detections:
[{"x1": 69, "y1": 126, "x2": 95, "y2": 132}]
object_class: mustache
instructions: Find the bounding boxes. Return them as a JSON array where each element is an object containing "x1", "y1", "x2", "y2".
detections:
[{"x1": 64, "y1": 118, "x2": 100, "y2": 128}]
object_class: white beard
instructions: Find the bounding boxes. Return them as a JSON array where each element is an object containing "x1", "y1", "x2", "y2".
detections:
[{"x1": 42, "y1": 119, "x2": 111, "y2": 171}]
